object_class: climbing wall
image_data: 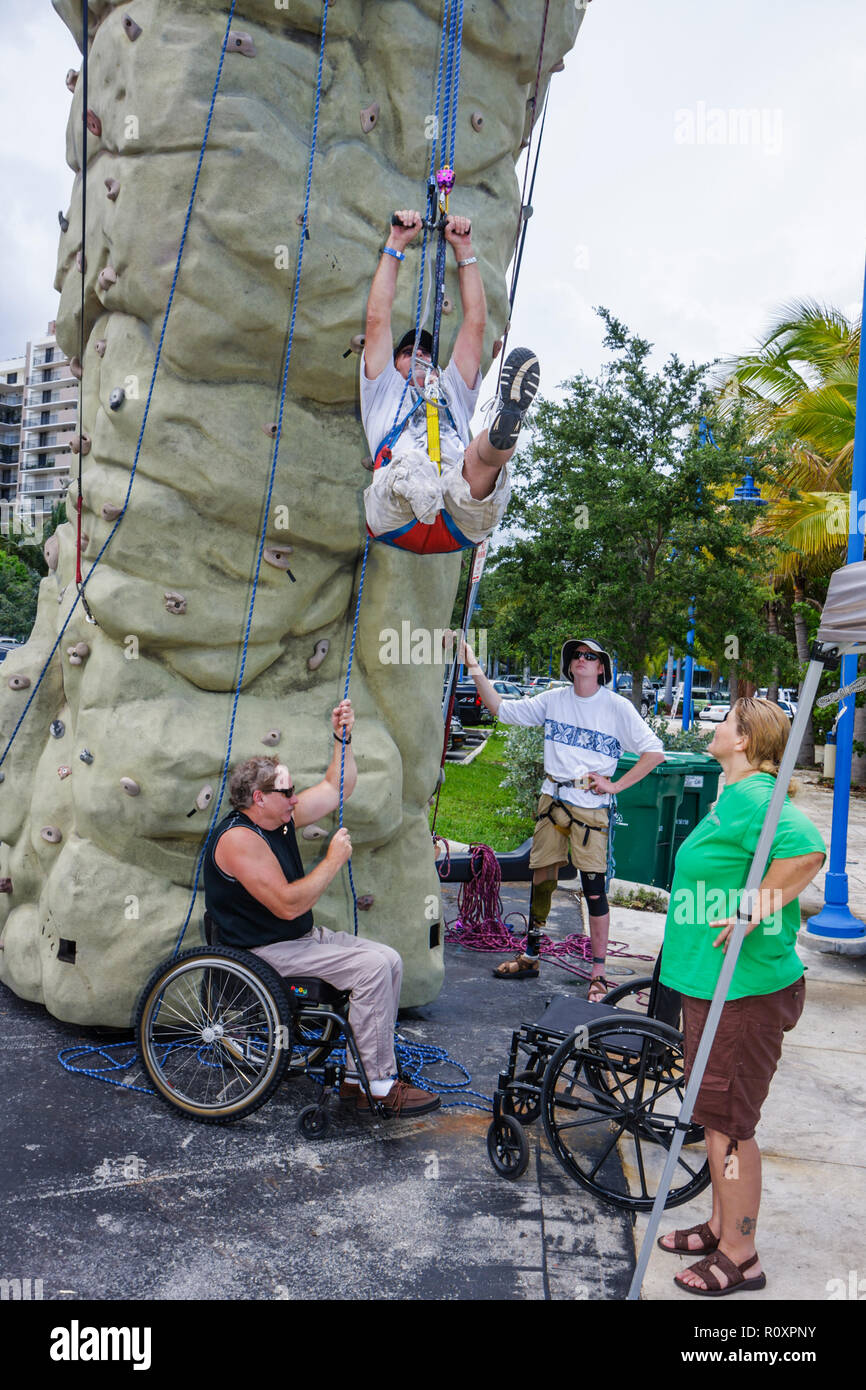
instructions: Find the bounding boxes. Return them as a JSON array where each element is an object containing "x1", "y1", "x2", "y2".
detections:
[{"x1": 0, "y1": 0, "x2": 580, "y2": 1025}]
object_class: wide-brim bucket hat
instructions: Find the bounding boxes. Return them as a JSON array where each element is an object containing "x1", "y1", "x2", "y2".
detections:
[{"x1": 560, "y1": 637, "x2": 613, "y2": 686}]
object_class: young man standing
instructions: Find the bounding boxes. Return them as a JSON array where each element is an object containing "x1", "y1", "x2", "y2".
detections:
[{"x1": 462, "y1": 638, "x2": 665, "y2": 1000}]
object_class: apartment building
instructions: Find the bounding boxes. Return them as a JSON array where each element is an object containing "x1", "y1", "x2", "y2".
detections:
[
  {"x1": 18, "y1": 321, "x2": 78, "y2": 521},
  {"x1": 0, "y1": 351, "x2": 26, "y2": 510}
]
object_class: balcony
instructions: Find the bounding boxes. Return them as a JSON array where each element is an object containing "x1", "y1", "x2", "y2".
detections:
[
  {"x1": 22, "y1": 458, "x2": 68, "y2": 472},
  {"x1": 0, "y1": 392, "x2": 23, "y2": 405},
  {"x1": 23, "y1": 434, "x2": 67, "y2": 452},
  {"x1": 24, "y1": 413, "x2": 60, "y2": 429},
  {"x1": 20, "y1": 480, "x2": 68, "y2": 497}
]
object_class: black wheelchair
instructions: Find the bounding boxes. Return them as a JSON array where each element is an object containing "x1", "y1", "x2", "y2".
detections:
[
  {"x1": 134, "y1": 915, "x2": 385, "y2": 1135},
  {"x1": 487, "y1": 959, "x2": 711, "y2": 1212}
]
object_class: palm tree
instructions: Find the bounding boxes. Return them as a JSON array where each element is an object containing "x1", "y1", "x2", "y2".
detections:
[{"x1": 716, "y1": 299, "x2": 860, "y2": 767}]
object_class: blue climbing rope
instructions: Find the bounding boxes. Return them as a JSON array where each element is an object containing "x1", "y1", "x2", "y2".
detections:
[
  {"x1": 172, "y1": 0, "x2": 331, "y2": 955},
  {"x1": 0, "y1": 0, "x2": 240, "y2": 772}
]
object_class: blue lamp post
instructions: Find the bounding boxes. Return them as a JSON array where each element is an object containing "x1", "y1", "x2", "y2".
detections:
[{"x1": 806, "y1": 258, "x2": 866, "y2": 944}]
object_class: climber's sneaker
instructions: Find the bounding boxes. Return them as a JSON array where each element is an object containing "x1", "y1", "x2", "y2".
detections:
[{"x1": 488, "y1": 347, "x2": 540, "y2": 451}]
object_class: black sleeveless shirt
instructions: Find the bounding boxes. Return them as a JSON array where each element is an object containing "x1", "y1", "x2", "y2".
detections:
[{"x1": 203, "y1": 810, "x2": 314, "y2": 949}]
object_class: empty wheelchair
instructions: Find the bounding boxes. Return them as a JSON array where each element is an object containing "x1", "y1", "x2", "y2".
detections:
[
  {"x1": 487, "y1": 960, "x2": 710, "y2": 1211},
  {"x1": 134, "y1": 916, "x2": 384, "y2": 1135}
]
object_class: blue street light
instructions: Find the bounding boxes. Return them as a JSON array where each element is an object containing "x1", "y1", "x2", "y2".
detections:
[{"x1": 806, "y1": 257, "x2": 866, "y2": 944}]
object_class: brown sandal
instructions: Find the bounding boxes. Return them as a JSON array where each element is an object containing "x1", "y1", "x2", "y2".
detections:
[
  {"x1": 657, "y1": 1221, "x2": 719, "y2": 1256},
  {"x1": 587, "y1": 975, "x2": 611, "y2": 1003},
  {"x1": 493, "y1": 954, "x2": 539, "y2": 980},
  {"x1": 674, "y1": 1249, "x2": 766, "y2": 1297}
]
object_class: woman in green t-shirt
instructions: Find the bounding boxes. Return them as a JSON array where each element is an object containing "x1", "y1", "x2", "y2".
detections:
[{"x1": 658, "y1": 698, "x2": 825, "y2": 1296}]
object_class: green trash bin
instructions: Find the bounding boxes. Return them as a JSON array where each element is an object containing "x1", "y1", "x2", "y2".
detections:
[
  {"x1": 610, "y1": 751, "x2": 722, "y2": 892},
  {"x1": 668, "y1": 751, "x2": 722, "y2": 858}
]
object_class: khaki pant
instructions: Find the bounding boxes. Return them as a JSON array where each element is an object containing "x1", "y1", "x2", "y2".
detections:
[
  {"x1": 528, "y1": 795, "x2": 610, "y2": 873},
  {"x1": 252, "y1": 927, "x2": 402, "y2": 1082},
  {"x1": 364, "y1": 445, "x2": 511, "y2": 544}
]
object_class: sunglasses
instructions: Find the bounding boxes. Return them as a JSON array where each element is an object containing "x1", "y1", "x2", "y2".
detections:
[
  {"x1": 264, "y1": 784, "x2": 295, "y2": 799},
  {"x1": 573, "y1": 652, "x2": 600, "y2": 662}
]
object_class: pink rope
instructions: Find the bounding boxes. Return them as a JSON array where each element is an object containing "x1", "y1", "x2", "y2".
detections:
[{"x1": 441, "y1": 842, "x2": 653, "y2": 979}]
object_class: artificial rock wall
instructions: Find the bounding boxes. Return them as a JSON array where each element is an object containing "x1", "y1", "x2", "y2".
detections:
[{"x1": 0, "y1": 0, "x2": 580, "y2": 1025}]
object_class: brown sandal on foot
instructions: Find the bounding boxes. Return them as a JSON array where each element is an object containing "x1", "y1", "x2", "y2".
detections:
[
  {"x1": 493, "y1": 954, "x2": 539, "y2": 980},
  {"x1": 657, "y1": 1221, "x2": 719, "y2": 1256},
  {"x1": 587, "y1": 975, "x2": 611, "y2": 1003},
  {"x1": 674, "y1": 1249, "x2": 766, "y2": 1297}
]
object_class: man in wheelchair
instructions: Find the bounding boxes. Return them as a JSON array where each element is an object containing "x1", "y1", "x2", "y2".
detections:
[{"x1": 202, "y1": 699, "x2": 440, "y2": 1118}]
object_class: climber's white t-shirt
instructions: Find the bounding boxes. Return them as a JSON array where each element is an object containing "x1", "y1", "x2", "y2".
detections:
[
  {"x1": 497, "y1": 685, "x2": 664, "y2": 808},
  {"x1": 359, "y1": 353, "x2": 480, "y2": 463}
]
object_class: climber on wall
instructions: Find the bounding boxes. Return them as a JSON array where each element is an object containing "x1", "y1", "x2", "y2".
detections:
[{"x1": 360, "y1": 209, "x2": 540, "y2": 553}]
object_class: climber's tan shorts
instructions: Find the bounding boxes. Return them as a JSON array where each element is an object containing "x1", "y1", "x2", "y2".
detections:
[
  {"x1": 364, "y1": 447, "x2": 511, "y2": 545},
  {"x1": 529, "y1": 795, "x2": 610, "y2": 873}
]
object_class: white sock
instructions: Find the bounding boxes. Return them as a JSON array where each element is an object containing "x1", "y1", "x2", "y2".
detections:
[{"x1": 370, "y1": 1078, "x2": 396, "y2": 1098}]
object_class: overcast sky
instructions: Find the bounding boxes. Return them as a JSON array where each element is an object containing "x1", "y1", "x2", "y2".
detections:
[{"x1": 1, "y1": 0, "x2": 864, "y2": 383}]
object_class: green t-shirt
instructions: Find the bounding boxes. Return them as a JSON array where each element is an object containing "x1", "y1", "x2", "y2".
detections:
[{"x1": 660, "y1": 773, "x2": 826, "y2": 1001}]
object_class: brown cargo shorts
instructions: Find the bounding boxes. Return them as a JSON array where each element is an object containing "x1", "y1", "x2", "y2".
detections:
[
  {"x1": 528, "y1": 794, "x2": 610, "y2": 874},
  {"x1": 681, "y1": 976, "x2": 806, "y2": 1141}
]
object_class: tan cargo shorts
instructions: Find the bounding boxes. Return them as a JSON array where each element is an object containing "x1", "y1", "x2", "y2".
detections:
[{"x1": 528, "y1": 794, "x2": 610, "y2": 873}]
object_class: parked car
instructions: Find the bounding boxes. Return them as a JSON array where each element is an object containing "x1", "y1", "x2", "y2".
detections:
[
  {"x1": 0, "y1": 637, "x2": 21, "y2": 662},
  {"x1": 491, "y1": 679, "x2": 524, "y2": 700},
  {"x1": 616, "y1": 674, "x2": 655, "y2": 718},
  {"x1": 452, "y1": 682, "x2": 493, "y2": 726},
  {"x1": 698, "y1": 703, "x2": 730, "y2": 722}
]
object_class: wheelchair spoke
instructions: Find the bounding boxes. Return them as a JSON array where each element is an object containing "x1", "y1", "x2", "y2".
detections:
[{"x1": 586, "y1": 1120, "x2": 628, "y2": 1181}]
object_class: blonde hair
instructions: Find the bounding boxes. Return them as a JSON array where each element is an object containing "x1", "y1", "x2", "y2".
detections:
[{"x1": 732, "y1": 697, "x2": 799, "y2": 795}]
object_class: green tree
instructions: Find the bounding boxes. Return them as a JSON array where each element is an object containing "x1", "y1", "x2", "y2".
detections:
[
  {"x1": 487, "y1": 310, "x2": 787, "y2": 709},
  {"x1": 0, "y1": 551, "x2": 40, "y2": 640}
]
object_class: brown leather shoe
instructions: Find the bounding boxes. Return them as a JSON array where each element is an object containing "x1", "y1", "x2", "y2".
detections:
[
  {"x1": 339, "y1": 1081, "x2": 360, "y2": 1100},
  {"x1": 356, "y1": 1080, "x2": 441, "y2": 1117}
]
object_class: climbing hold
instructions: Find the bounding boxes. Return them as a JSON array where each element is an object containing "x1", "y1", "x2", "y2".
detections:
[
  {"x1": 470, "y1": 111, "x2": 484, "y2": 131},
  {"x1": 67, "y1": 642, "x2": 90, "y2": 666},
  {"x1": 95, "y1": 339, "x2": 107, "y2": 357},
  {"x1": 44, "y1": 534, "x2": 59, "y2": 572},
  {"x1": 120, "y1": 777, "x2": 141, "y2": 797},
  {"x1": 195, "y1": 784, "x2": 214, "y2": 812},
  {"x1": 307, "y1": 639, "x2": 329, "y2": 671},
  {"x1": 261, "y1": 422, "x2": 278, "y2": 438},
  {"x1": 104, "y1": 178, "x2": 120, "y2": 201},
  {"x1": 66, "y1": 69, "x2": 79, "y2": 92},
  {"x1": 69, "y1": 357, "x2": 83, "y2": 380},
  {"x1": 98, "y1": 267, "x2": 117, "y2": 291},
  {"x1": 7, "y1": 675, "x2": 30, "y2": 691},
  {"x1": 356, "y1": 895, "x2": 375, "y2": 911},
  {"x1": 109, "y1": 387, "x2": 125, "y2": 411},
  {"x1": 302, "y1": 825, "x2": 328, "y2": 841},
  {"x1": 86, "y1": 110, "x2": 102, "y2": 138},
  {"x1": 360, "y1": 102, "x2": 379, "y2": 133},
  {"x1": 551, "y1": 58, "x2": 566, "y2": 73},
  {"x1": 50, "y1": 720, "x2": 65, "y2": 739},
  {"x1": 348, "y1": 334, "x2": 366, "y2": 355},
  {"x1": 76, "y1": 250, "x2": 86, "y2": 272},
  {"x1": 361, "y1": 455, "x2": 374, "y2": 472},
  {"x1": 491, "y1": 338, "x2": 503, "y2": 361},
  {"x1": 41, "y1": 827, "x2": 63, "y2": 844},
  {"x1": 101, "y1": 503, "x2": 122, "y2": 521},
  {"x1": 442, "y1": 295, "x2": 453, "y2": 314},
  {"x1": 164, "y1": 591, "x2": 187, "y2": 615},
  {"x1": 79, "y1": 749, "x2": 94, "y2": 764},
  {"x1": 57, "y1": 766, "x2": 71, "y2": 780},
  {"x1": 228, "y1": 30, "x2": 256, "y2": 56},
  {"x1": 0, "y1": 879, "x2": 12, "y2": 894},
  {"x1": 122, "y1": 13, "x2": 142, "y2": 40},
  {"x1": 69, "y1": 433, "x2": 91, "y2": 456},
  {"x1": 261, "y1": 730, "x2": 281, "y2": 747},
  {"x1": 58, "y1": 211, "x2": 69, "y2": 232},
  {"x1": 263, "y1": 547, "x2": 293, "y2": 571}
]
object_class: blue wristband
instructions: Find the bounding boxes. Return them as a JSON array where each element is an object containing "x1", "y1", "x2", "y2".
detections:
[{"x1": 381, "y1": 246, "x2": 405, "y2": 262}]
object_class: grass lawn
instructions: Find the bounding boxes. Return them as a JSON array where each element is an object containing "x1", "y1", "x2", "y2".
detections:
[{"x1": 430, "y1": 729, "x2": 534, "y2": 850}]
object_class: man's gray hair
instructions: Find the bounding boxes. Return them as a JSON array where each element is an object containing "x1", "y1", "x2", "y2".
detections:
[{"x1": 229, "y1": 755, "x2": 281, "y2": 809}]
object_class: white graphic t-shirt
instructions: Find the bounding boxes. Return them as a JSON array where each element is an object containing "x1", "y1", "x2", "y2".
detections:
[
  {"x1": 359, "y1": 352, "x2": 480, "y2": 464},
  {"x1": 497, "y1": 685, "x2": 664, "y2": 808}
]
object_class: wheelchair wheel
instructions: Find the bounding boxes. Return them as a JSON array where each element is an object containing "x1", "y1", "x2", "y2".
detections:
[
  {"x1": 135, "y1": 947, "x2": 292, "y2": 1123},
  {"x1": 487, "y1": 1114, "x2": 530, "y2": 1179},
  {"x1": 541, "y1": 1015, "x2": 710, "y2": 1212},
  {"x1": 298, "y1": 1104, "x2": 330, "y2": 1139},
  {"x1": 502, "y1": 1069, "x2": 542, "y2": 1126}
]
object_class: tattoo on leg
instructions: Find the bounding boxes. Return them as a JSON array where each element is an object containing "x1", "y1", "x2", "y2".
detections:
[{"x1": 737, "y1": 1215, "x2": 756, "y2": 1236}]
